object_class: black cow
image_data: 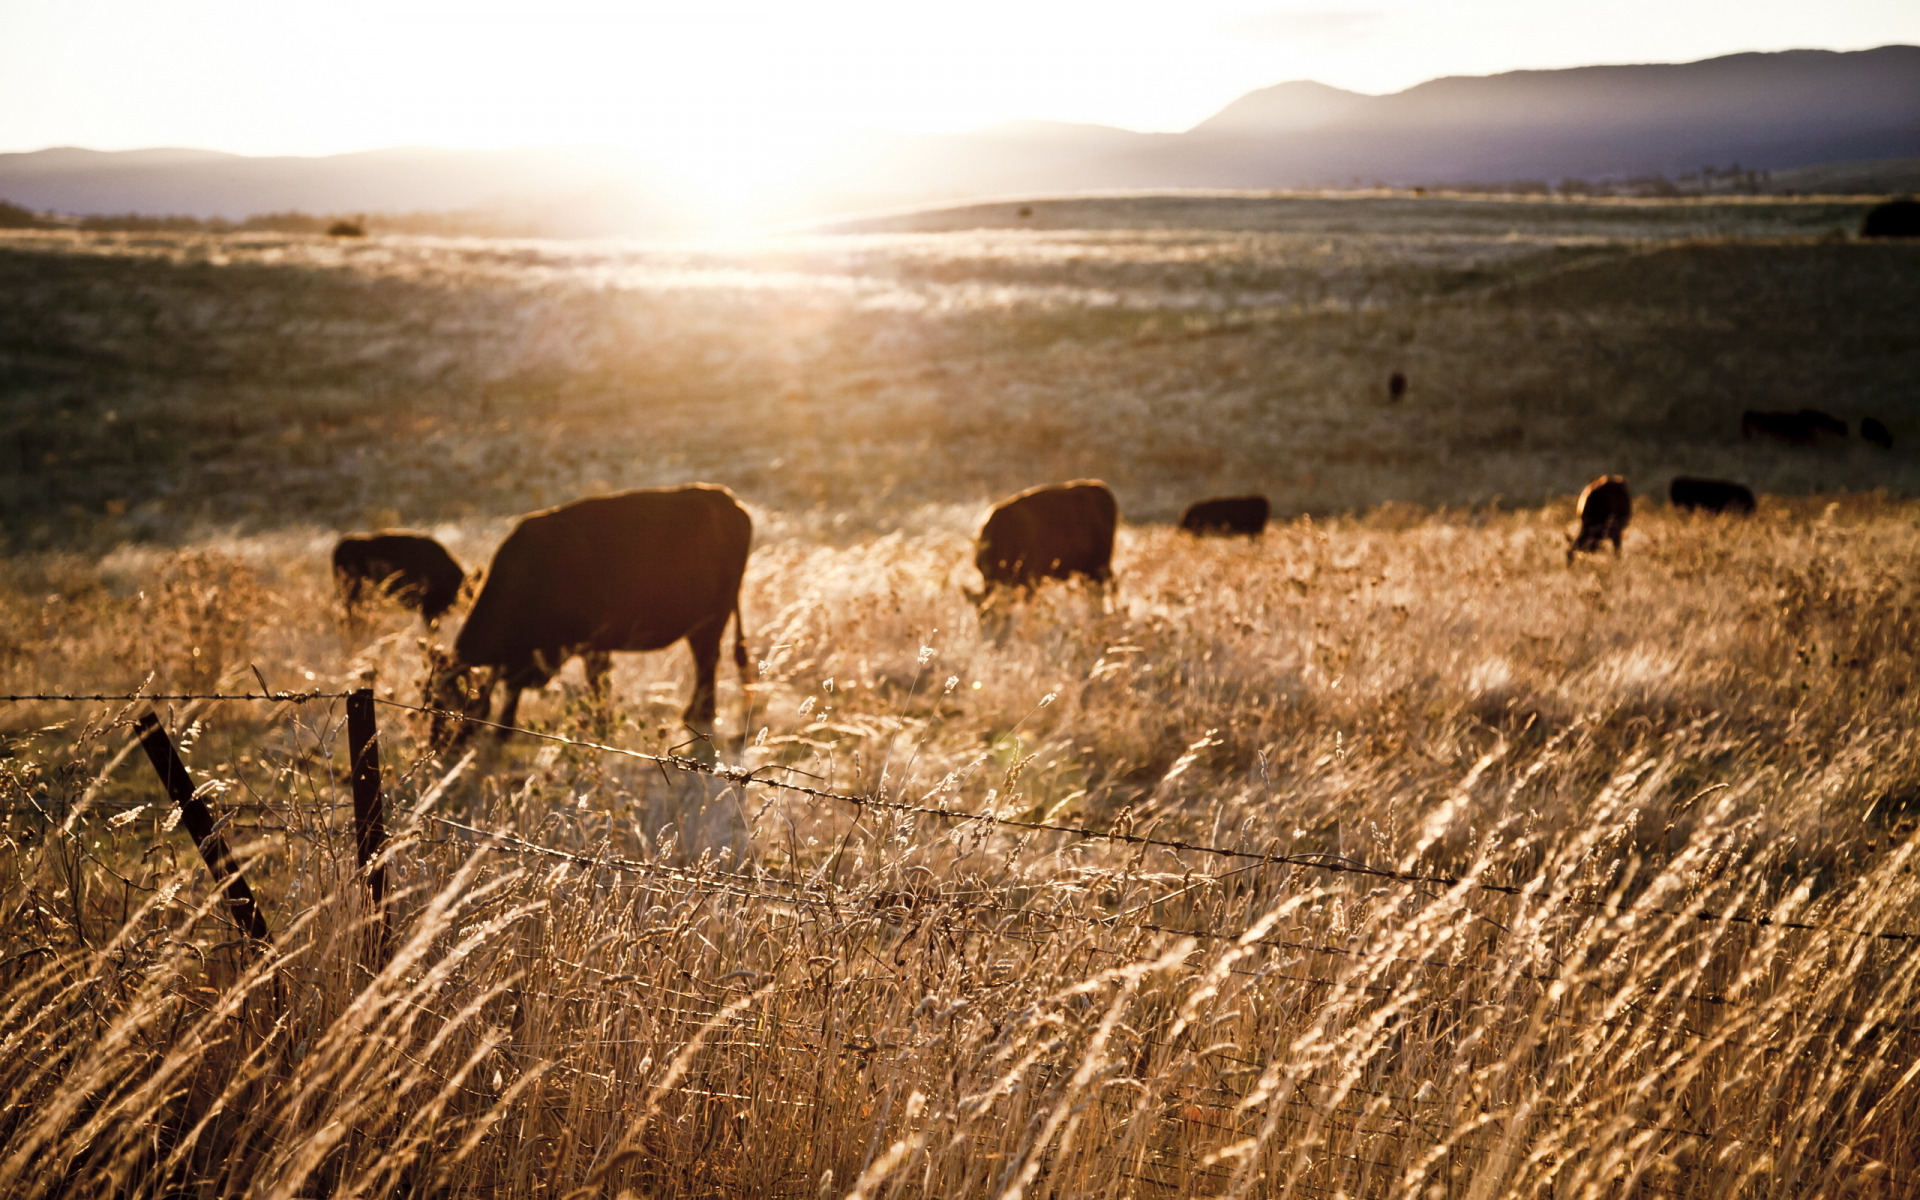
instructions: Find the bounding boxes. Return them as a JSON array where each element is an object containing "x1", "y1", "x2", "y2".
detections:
[
  {"x1": 1862, "y1": 199, "x2": 1920, "y2": 238},
  {"x1": 1669, "y1": 477, "x2": 1755, "y2": 515},
  {"x1": 969, "y1": 480, "x2": 1118, "y2": 603},
  {"x1": 1388, "y1": 371, "x2": 1408, "y2": 402},
  {"x1": 1800, "y1": 408, "x2": 1848, "y2": 438},
  {"x1": 1742, "y1": 409, "x2": 1847, "y2": 445},
  {"x1": 1862, "y1": 417, "x2": 1894, "y2": 450},
  {"x1": 1567, "y1": 475, "x2": 1631, "y2": 563},
  {"x1": 430, "y1": 485, "x2": 752, "y2": 741},
  {"x1": 333, "y1": 532, "x2": 465, "y2": 625},
  {"x1": 1180, "y1": 495, "x2": 1270, "y2": 537}
]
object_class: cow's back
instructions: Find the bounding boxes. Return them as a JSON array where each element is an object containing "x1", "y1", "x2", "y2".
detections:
[
  {"x1": 457, "y1": 485, "x2": 751, "y2": 672},
  {"x1": 1669, "y1": 477, "x2": 1755, "y2": 515},
  {"x1": 1180, "y1": 495, "x2": 1269, "y2": 537},
  {"x1": 977, "y1": 481, "x2": 1118, "y2": 588},
  {"x1": 334, "y1": 532, "x2": 464, "y2": 620},
  {"x1": 1578, "y1": 476, "x2": 1631, "y2": 523}
]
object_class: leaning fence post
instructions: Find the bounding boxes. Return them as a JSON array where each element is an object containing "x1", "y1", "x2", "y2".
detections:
[
  {"x1": 136, "y1": 712, "x2": 273, "y2": 945},
  {"x1": 347, "y1": 687, "x2": 392, "y2": 967}
]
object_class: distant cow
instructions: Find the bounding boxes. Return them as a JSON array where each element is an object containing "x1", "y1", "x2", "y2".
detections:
[
  {"x1": 1180, "y1": 495, "x2": 1269, "y2": 537},
  {"x1": 1669, "y1": 477, "x2": 1755, "y2": 515},
  {"x1": 1567, "y1": 475, "x2": 1631, "y2": 563},
  {"x1": 1742, "y1": 409, "x2": 1846, "y2": 445},
  {"x1": 1388, "y1": 371, "x2": 1408, "y2": 402},
  {"x1": 429, "y1": 485, "x2": 751, "y2": 740},
  {"x1": 333, "y1": 532, "x2": 465, "y2": 625},
  {"x1": 969, "y1": 480, "x2": 1118, "y2": 603},
  {"x1": 1742, "y1": 410, "x2": 1810, "y2": 444},
  {"x1": 1863, "y1": 417, "x2": 1894, "y2": 450},
  {"x1": 1800, "y1": 408, "x2": 1847, "y2": 438},
  {"x1": 1862, "y1": 198, "x2": 1920, "y2": 238}
]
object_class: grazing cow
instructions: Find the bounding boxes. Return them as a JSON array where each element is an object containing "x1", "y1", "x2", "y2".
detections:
[
  {"x1": 1862, "y1": 417, "x2": 1894, "y2": 450},
  {"x1": 1180, "y1": 495, "x2": 1270, "y2": 537},
  {"x1": 333, "y1": 532, "x2": 465, "y2": 625},
  {"x1": 1862, "y1": 198, "x2": 1920, "y2": 238},
  {"x1": 969, "y1": 480, "x2": 1118, "y2": 603},
  {"x1": 1388, "y1": 371, "x2": 1408, "y2": 402},
  {"x1": 1669, "y1": 476, "x2": 1755, "y2": 515},
  {"x1": 1799, "y1": 408, "x2": 1848, "y2": 438},
  {"x1": 429, "y1": 485, "x2": 751, "y2": 741},
  {"x1": 1567, "y1": 475, "x2": 1631, "y2": 564},
  {"x1": 1742, "y1": 409, "x2": 1847, "y2": 445}
]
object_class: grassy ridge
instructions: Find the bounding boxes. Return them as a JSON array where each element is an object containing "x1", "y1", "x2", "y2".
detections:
[{"x1": 1, "y1": 196, "x2": 1915, "y2": 551}]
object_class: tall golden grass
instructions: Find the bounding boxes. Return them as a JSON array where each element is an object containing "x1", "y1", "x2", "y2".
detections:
[
  {"x1": 2, "y1": 197, "x2": 1917, "y2": 1195},
  {"x1": 4, "y1": 493, "x2": 1919, "y2": 1197}
]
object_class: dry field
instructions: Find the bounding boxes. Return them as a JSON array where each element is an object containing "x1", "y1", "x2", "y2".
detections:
[{"x1": 2, "y1": 195, "x2": 1920, "y2": 1198}]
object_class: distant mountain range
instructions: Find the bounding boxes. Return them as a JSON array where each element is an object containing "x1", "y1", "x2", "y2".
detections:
[{"x1": 2, "y1": 45, "x2": 1915, "y2": 233}]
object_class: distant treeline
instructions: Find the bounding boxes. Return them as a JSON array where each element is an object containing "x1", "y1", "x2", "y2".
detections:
[
  {"x1": 1425, "y1": 165, "x2": 1774, "y2": 199},
  {"x1": 0, "y1": 199, "x2": 530, "y2": 237}
]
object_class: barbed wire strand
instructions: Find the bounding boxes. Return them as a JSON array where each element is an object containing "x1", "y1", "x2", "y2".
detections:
[
  {"x1": 5, "y1": 687, "x2": 1916, "y2": 943},
  {"x1": 374, "y1": 695, "x2": 1920, "y2": 945}
]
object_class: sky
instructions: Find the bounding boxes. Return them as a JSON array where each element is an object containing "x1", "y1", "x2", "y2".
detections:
[{"x1": 1, "y1": 0, "x2": 1914, "y2": 200}]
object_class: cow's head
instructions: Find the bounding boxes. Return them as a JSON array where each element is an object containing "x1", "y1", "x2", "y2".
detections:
[{"x1": 421, "y1": 642, "x2": 492, "y2": 749}]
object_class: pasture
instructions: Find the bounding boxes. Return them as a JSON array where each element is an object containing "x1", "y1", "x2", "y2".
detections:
[{"x1": 2, "y1": 194, "x2": 1920, "y2": 1198}]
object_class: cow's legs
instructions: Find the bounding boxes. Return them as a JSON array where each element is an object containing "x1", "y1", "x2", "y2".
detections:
[
  {"x1": 583, "y1": 651, "x2": 613, "y2": 701},
  {"x1": 496, "y1": 684, "x2": 525, "y2": 738},
  {"x1": 583, "y1": 650, "x2": 614, "y2": 736},
  {"x1": 681, "y1": 616, "x2": 727, "y2": 759}
]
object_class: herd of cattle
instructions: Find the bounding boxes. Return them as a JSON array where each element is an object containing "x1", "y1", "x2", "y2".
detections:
[{"x1": 335, "y1": 437, "x2": 1849, "y2": 738}]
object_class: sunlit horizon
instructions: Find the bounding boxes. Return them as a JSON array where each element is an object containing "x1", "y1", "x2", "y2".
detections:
[{"x1": 3, "y1": 0, "x2": 1915, "y2": 227}]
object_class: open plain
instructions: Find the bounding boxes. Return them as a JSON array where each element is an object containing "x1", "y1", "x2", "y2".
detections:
[{"x1": 2, "y1": 193, "x2": 1919, "y2": 1198}]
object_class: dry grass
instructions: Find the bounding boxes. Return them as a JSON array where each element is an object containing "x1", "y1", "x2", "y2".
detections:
[
  {"x1": 5, "y1": 496, "x2": 1920, "y2": 1198},
  {"x1": 2, "y1": 195, "x2": 1919, "y2": 1197}
]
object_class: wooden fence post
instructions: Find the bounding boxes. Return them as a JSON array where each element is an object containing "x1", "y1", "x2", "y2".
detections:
[
  {"x1": 136, "y1": 712, "x2": 273, "y2": 944},
  {"x1": 347, "y1": 687, "x2": 392, "y2": 967}
]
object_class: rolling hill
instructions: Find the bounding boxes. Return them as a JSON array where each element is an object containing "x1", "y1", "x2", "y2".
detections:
[{"x1": 1, "y1": 45, "x2": 1914, "y2": 232}]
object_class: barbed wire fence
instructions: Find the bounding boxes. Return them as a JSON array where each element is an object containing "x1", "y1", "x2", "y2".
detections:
[{"x1": 3, "y1": 685, "x2": 1916, "y2": 1190}]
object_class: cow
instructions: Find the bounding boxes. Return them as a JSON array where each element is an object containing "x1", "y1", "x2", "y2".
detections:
[
  {"x1": 968, "y1": 480, "x2": 1118, "y2": 605},
  {"x1": 427, "y1": 485, "x2": 751, "y2": 745},
  {"x1": 1742, "y1": 409, "x2": 1846, "y2": 445},
  {"x1": 333, "y1": 532, "x2": 465, "y2": 625},
  {"x1": 1567, "y1": 475, "x2": 1631, "y2": 564},
  {"x1": 1668, "y1": 476, "x2": 1755, "y2": 515},
  {"x1": 1742, "y1": 410, "x2": 1814, "y2": 444},
  {"x1": 1862, "y1": 198, "x2": 1920, "y2": 238},
  {"x1": 1800, "y1": 408, "x2": 1848, "y2": 438},
  {"x1": 1180, "y1": 494, "x2": 1270, "y2": 537},
  {"x1": 1388, "y1": 371, "x2": 1408, "y2": 402},
  {"x1": 1862, "y1": 417, "x2": 1894, "y2": 450}
]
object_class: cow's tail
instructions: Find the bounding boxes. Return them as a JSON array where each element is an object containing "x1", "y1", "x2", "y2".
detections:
[{"x1": 731, "y1": 597, "x2": 752, "y2": 686}]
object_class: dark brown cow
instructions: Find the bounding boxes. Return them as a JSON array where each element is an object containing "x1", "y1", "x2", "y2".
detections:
[
  {"x1": 1863, "y1": 417, "x2": 1894, "y2": 450},
  {"x1": 1799, "y1": 408, "x2": 1848, "y2": 438},
  {"x1": 1567, "y1": 475, "x2": 1631, "y2": 563},
  {"x1": 333, "y1": 532, "x2": 465, "y2": 625},
  {"x1": 431, "y1": 485, "x2": 751, "y2": 741},
  {"x1": 1180, "y1": 495, "x2": 1270, "y2": 537},
  {"x1": 1742, "y1": 410, "x2": 1815, "y2": 444},
  {"x1": 1742, "y1": 409, "x2": 1847, "y2": 444},
  {"x1": 1669, "y1": 476, "x2": 1755, "y2": 515},
  {"x1": 1862, "y1": 198, "x2": 1920, "y2": 238},
  {"x1": 970, "y1": 480, "x2": 1118, "y2": 602},
  {"x1": 1388, "y1": 370, "x2": 1408, "y2": 402}
]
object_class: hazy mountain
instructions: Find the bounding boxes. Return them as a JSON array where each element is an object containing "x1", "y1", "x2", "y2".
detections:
[
  {"x1": 0, "y1": 145, "x2": 691, "y2": 233},
  {"x1": 1190, "y1": 81, "x2": 1369, "y2": 135},
  {"x1": 836, "y1": 45, "x2": 1920, "y2": 201},
  {"x1": 1, "y1": 46, "x2": 1914, "y2": 232}
]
